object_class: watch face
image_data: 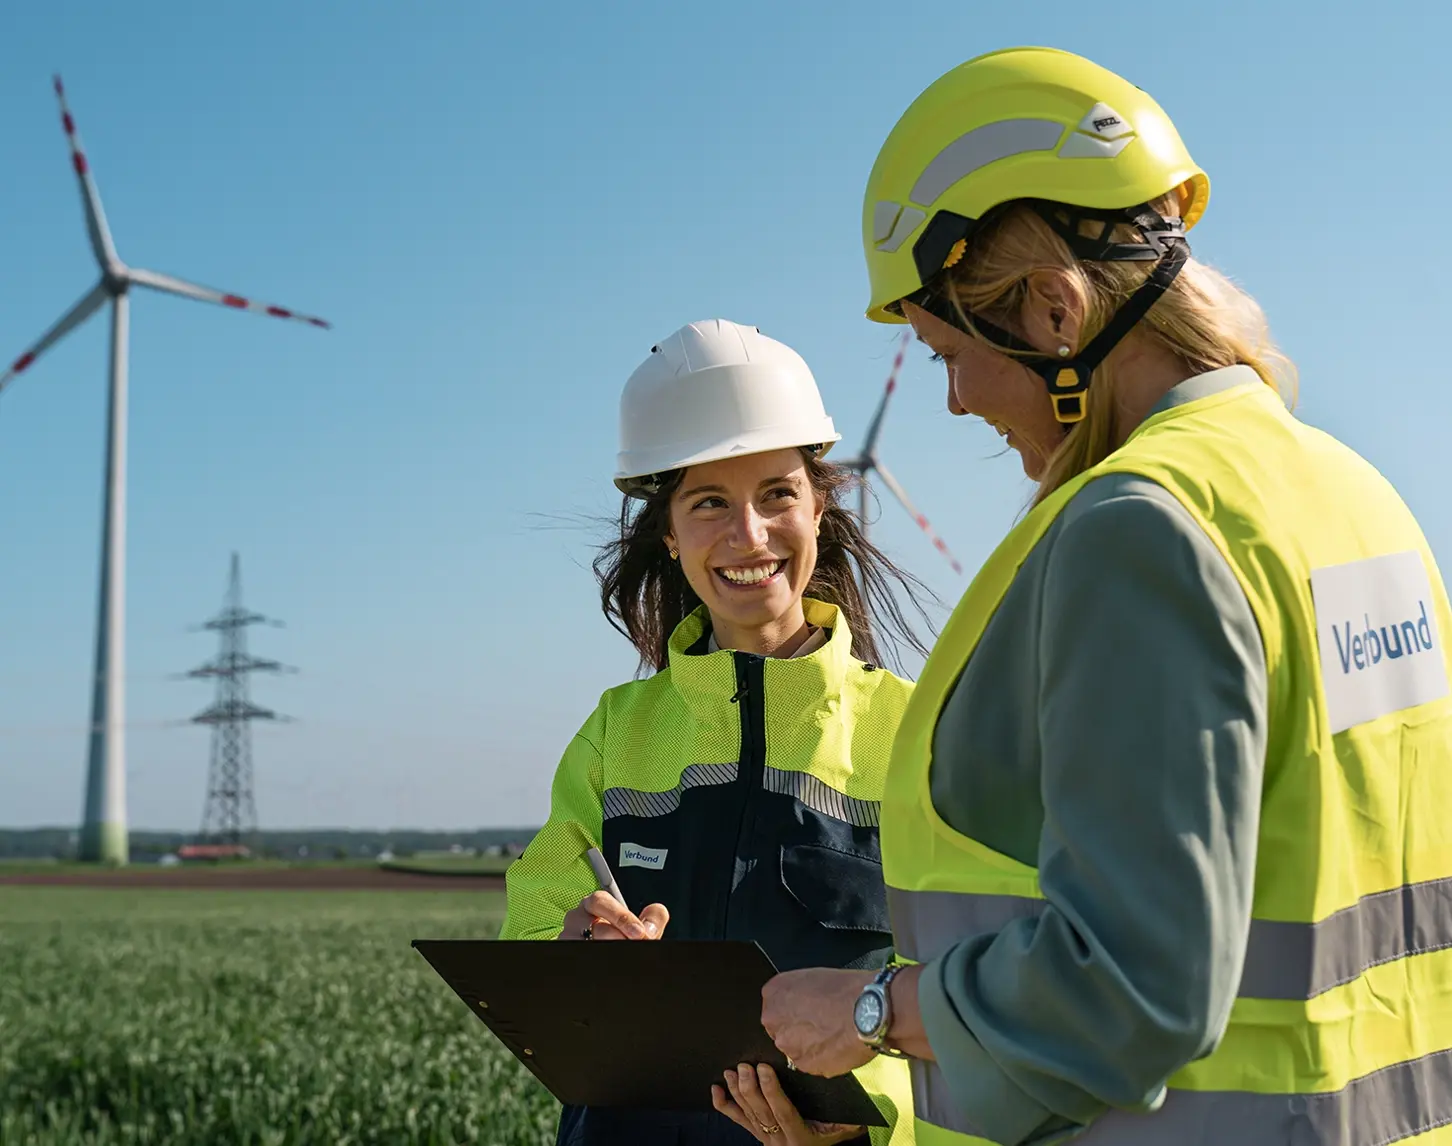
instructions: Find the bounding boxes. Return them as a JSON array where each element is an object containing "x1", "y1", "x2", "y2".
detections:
[{"x1": 853, "y1": 990, "x2": 884, "y2": 1036}]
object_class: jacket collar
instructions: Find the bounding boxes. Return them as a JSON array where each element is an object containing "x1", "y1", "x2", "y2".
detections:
[
  {"x1": 665, "y1": 598, "x2": 857, "y2": 724},
  {"x1": 706, "y1": 625, "x2": 828, "y2": 658},
  {"x1": 1146, "y1": 364, "x2": 1263, "y2": 418}
]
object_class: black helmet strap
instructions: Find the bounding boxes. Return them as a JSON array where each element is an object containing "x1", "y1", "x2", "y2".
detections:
[{"x1": 906, "y1": 203, "x2": 1191, "y2": 425}]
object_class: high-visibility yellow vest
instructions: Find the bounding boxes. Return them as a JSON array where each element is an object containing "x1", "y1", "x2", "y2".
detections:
[{"x1": 882, "y1": 381, "x2": 1452, "y2": 1144}]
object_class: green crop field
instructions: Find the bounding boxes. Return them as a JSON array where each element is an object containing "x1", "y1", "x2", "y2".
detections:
[{"x1": 0, "y1": 887, "x2": 560, "y2": 1145}]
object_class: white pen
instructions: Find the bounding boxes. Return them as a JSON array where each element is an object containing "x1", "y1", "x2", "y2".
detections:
[{"x1": 584, "y1": 846, "x2": 629, "y2": 910}]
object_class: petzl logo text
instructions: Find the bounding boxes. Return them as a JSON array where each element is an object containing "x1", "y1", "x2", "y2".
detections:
[
  {"x1": 1311, "y1": 551, "x2": 1450, "y2": 732},
  {"x1": 619, "y1": 843, "x2": 667, "y2": 870}
]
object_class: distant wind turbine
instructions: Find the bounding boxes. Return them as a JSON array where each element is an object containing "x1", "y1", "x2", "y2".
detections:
[
  {"x1": 836, "y1": 331, "x2": 963, "y2": 576},
  {"x1": 0, "y1": 77, "x2": 330, "y2": 864}
]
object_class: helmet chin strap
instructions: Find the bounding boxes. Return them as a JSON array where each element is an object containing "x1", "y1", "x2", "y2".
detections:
[{"x1": 907, "y1": 204, "x2": 1191, "y2": 425}]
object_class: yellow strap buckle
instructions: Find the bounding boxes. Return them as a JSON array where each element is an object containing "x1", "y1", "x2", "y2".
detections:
[{"x1": 1049, "y1": 366, "x2": 1089, "y2": 424}]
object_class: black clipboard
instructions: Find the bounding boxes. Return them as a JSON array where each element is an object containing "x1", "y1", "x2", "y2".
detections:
[{"x1": 412, "y1": 938, "x2": 887, "y2": 1127}]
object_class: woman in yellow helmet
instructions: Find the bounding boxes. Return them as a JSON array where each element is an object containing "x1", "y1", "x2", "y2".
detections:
[
  {"x1": 501, "y1": 319, "x2": 929, "y2": 1146},
  {"x1": 758, "y1": 47, "x2": 1452, "y2": 1145}
]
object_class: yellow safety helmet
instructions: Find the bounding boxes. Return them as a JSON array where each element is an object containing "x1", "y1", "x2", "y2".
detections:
[
  {"x1": 863, "y1": 46, "x2": 1208, "y2": 323},
  {"x1": 860, "y1": 47, "x2": 1209, "y2": 424}
]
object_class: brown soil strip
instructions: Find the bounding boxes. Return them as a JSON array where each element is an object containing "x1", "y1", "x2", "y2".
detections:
[{"x1": 0, "y1": 867, "x2": 507, "y2": 891}]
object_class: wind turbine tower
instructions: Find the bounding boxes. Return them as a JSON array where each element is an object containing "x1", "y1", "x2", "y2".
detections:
[
  {"x1": 836, "y1": 331, "x2": 963, "y2": 576},
  {"x1": 0, "y1": 78, "x2": 330, "y2": 864}
]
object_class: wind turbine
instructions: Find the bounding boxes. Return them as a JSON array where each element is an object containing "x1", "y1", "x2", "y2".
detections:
[
  {"x1": 0, "y1": 77, "x2": 329, "y2": 865},
  {"x1": 836, "y1": 331, "x2": 963, "y2": 576}
]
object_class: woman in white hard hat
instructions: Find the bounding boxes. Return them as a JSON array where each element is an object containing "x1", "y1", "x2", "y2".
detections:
[
  {"x1": 501, "y1": 319, "x2": 930, "y2": 1146},
  {"x1": 759, "y1": 46, "x2": 1452, "y2": 1146}
]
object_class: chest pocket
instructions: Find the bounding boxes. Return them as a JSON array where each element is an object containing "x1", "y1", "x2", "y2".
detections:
[
  {"x1": 775, "y1": 841, "x2": 894, "y2": 972},
  {"x1": 604, "y1": 824, "x2": 687, "y2": 926}
]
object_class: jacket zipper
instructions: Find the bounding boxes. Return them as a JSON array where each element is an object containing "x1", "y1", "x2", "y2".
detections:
[{"x1": 722, "y1": 651, "x2": 767, "y2": 938}]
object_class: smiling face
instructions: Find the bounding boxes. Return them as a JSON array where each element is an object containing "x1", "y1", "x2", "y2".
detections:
[
  {"x1": 663, "y1": 448, "x2": 824, "y2": 654},
  {"x1": 903, "y1": 299, "x2": 1067, "y2": 482}
]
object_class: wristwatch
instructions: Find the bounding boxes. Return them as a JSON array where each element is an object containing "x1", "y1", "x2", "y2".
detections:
[{"x1": 853, "y1": 963, "x2": 908, "y2": 1056}]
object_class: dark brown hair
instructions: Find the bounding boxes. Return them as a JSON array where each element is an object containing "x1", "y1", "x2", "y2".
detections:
[{"x1": 593, "y1": 451, "x2": 936, "y2": 674}]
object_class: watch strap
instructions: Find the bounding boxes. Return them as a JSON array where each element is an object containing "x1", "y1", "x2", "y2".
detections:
[{"x1": 875, "y1": 963, "x2": 911, "y2": 1058}]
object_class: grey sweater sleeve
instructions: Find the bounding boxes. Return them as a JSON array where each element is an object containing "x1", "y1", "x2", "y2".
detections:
[{"x1": 916, "y1": 478, "x2": 1269, "y2": 1145}]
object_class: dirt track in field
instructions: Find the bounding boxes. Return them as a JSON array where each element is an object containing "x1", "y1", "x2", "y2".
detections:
[{"x1": 0, "y1": 867, "x2": 507, "y2": 891}]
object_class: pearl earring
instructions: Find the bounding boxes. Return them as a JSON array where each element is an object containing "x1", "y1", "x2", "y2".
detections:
[{"x1": 1057, "y1": 345, "x2": 1071, "y2": 358}]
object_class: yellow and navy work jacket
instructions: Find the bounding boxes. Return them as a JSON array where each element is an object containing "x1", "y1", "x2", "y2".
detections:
[
  {"x1": 503, "y1": 598, "x2": 916, "y2": 1146},
  {"x1": 883, "y1": 377, "x2": 1452, "y2": 1144}
]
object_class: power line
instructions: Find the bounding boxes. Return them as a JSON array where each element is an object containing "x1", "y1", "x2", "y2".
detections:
[{"x1": 180, "y1": 553, "x2": 295, "y2": 849}]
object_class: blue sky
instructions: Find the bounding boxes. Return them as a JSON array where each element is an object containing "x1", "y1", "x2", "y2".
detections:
[{"x1": 2, "y1": 0, "x2": 1447, "y2": 832}]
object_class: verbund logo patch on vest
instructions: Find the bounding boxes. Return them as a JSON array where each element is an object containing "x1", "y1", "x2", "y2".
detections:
[
  {"x1": 618, "y1": 843, "x2": 668, "y2": 871},
  {"x1": 1310, "y1": 551, "x2": 1450, "y2": 733}
]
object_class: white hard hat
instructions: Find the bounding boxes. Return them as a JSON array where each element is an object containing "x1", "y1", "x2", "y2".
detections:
[{"x1": 614, "y1": 319, "x2": 841, "y2": 498}]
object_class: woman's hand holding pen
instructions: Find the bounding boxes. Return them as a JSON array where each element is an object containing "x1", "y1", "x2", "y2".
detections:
[
  {"x1": 558, "y1": 892, "x2": 670, "y2": 941},
  {"x1": 555, "y1": 841, "x2": 669, "y2": 940}
]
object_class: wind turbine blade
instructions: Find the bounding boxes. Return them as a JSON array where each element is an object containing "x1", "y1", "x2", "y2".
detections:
[
  {"x1": 128, "y1": 267, "x2": 331, "y2": 329},
  {"x1": 860, "y1": 330, "x2": 912, "y2": 456},
  {"x1": 0, "y1": 282, "x2": 109, "y2": 395},
  {"x1": 52, "y1": 77, "x2": 119, "y2": 270},
  {"x1": 873, "y1": 460, "x2": 964, "y2": 575}
]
